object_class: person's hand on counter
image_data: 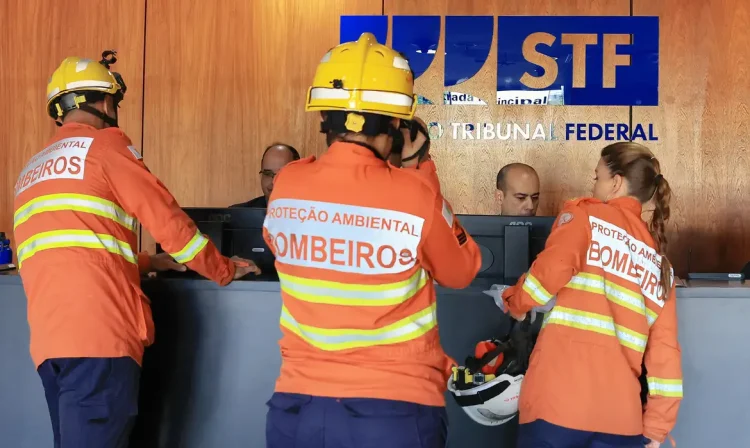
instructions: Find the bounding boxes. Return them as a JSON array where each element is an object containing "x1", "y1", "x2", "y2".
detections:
[
  {"x1": 150, "y1": 252, "x2": 187, "y2": 273},
  {"x1": 231, "y1": 256, "x2": 261, "y2": 279}
]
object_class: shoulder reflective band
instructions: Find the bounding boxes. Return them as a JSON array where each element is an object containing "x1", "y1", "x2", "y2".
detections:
[
  {"x1": 647, "y1": 377, "x2": 683, "y2": 398},
  {"x1": 279, "y1": 302, "x2": 437, "y2": 351},
  {"x1": 451, "y1": 380, "x2": 510, "y2": 407},
  {"x1": 169, "y1": 230, "x2": 209, "y2": 264},
  {"x1": 16, "y1": 229, "x2": 136, "y2": 268},
  {"x1": 14, "y1": 193, "x2": 136, "y2": 233},
  {"x1": 566, "y1": 272, "x2": 655, "y2": 326},
  {"x1": 522, "y1": 273, "x2": 553, "y2": 306},
  {"x1": 278, "y1": 269, "x2": 429, "y2": 307},
  {"x1": 543, "y1": 305, "x2": 648, "y2": 353}
]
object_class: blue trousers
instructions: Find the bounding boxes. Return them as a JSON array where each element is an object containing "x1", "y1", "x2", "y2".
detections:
[
  {"x1": 37, "y1": 357, "x2": 141, "y2": 448},
  {"x1": 518, "y1": 420, "x2": 648, "y2": 448},
  {"x1": 265, "y1": 392, "x2": 447, "y2": 448}
]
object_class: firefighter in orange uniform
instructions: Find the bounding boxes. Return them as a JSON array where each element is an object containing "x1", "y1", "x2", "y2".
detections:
[
  {"x1": 501, "y1": 142, "x2": 683, "y2": 448},
  {"x1": 13, "y1": 51, "x2": 258, "y2": 448},
  {"x1": 261, "y1": 33, "x2": 482, "y2": 448}
]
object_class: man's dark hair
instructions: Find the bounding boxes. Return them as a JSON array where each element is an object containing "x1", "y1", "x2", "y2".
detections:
[
  {"x1": 496, "y1": 163, "x2": 536, "y2": 192},
  {"x1": 326, "y1": 132, "x2": 341, "y2": 147},
  {"x1": 262, "y1": 143, "x2": 300, "y2": 161}
]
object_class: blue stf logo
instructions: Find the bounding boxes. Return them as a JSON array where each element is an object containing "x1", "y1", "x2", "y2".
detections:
[{"x1": 340, "y1": 16, "x2": 659, "y2": 106}]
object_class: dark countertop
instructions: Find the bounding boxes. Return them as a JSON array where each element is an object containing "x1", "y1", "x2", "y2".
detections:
[{"x1": 2, "y1": 273, "x2": 749, "y2": 447}]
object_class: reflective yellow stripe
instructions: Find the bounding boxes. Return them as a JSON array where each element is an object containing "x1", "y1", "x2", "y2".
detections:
[
  {"x1": 169, "y1": 230, "x2": 209, "y2": 264},
  {"x1": 646, "y1": 307, "x2": 659, "y2": 326},
  {"x1": 14, "y1": 193, "x2": 136, "y2": 232},
  {"x1": 647, "y1": 377, "x2": 683, "y2": 398},
  {"x1": 16, "y1": 229, "x2": 136, "y2": 268},
  {"x1": 522, "y1": 273, "x2": 553, "y2": 306},
  {"x1": 280, "y1": 302, "x2": 437, "y2": 351},
  {"x1": 544, "y1": 305, "x2": 648, "y2": 353},
  {"x1": 278, "y1": 269, "x2": 429, "y2": 307},
  {"x1": 566, "y1": 272, "x2": 655, "y2": 326}
]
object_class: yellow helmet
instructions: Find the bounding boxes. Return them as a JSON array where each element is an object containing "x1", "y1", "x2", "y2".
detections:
[
  {"x1": 305, "y1": 33, "x2": 417, "y2": 121},
  {"x1": 46, "y1": 50, "x2": 126, "y2": 120}
]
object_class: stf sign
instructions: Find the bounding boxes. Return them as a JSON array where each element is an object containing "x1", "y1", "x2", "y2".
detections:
[{"x1": 340, "y1": 15, "x2": 659, "y2": 106}]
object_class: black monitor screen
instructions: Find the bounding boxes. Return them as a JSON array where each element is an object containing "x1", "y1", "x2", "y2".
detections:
[
  {"x1": 456, "y1": 214, "x2": 555, "y2": 286},
  {"x1": 158, "y1": 209, "x2": 555, "y2": 285},
  {"x1": 158, "y1": 207, "x2": 277, "y2": 280}
]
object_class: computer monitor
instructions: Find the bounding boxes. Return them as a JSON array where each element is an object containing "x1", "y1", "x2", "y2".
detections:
[
  {"x1": 456, "y1": 214, "x2": 556, "y2": 287},
  {"x1": 156, "y1": 209, "x2": 553, "y2": 285},
  {"x1": 156, "y1": 207, "x2": 277, "y2": 280}
]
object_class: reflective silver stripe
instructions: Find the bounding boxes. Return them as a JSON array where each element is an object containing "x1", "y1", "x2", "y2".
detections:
[
  {"x1": 16, "y1": 230, "x2": 136, "y2": 267},
  {"x1": 522, "y1": 273, "x2": 553, "y2": 305},
  {"x1": 279, "y1": 303, "x2": 437, "y2": 351},
  {"x1": 47, "y1": 80, "x2": 115, "y2": 100},
  {"x1": 14, "y1": 194, "x2": 136, "y2": 232},
  {"x1": 614, "y1": 325, "x2": 648, "y2": 353},
  {"x1": 567, "y1": 273, "x2": 651, "y2": 324},
  {"x1": 169, "y1": 230, "x2": 209, "y2": 264},
  {"x1": 361, "y1": 90, "x2": 414, "y2": 107},
  {"x1": 65, "y1": 80, "x2": 113, "y2": 91},
  {"x1": 544, "y1": 306, "x2": 647, "y2": 353},
  {"x1": 309, "y1": 88, "x2": 414, "y2": 108},
  {"x1": 647, "y1": 377, "x2": 683, "y2": 398},
  {"x1": 278, "y1": 269, "x2": 428, "y2": 306}
]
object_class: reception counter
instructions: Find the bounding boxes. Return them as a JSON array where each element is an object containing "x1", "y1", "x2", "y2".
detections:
[{"x1": 2, "y1": 273, "x2": 749, "y2": 448}]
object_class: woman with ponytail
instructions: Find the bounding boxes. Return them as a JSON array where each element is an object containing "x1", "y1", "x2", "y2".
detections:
[{"x1": 500, "y1": 142, "x2": 683, "y2": 448}]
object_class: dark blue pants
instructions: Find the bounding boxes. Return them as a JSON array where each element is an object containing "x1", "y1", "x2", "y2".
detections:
[
  {"x1": 518, "y1": 420, "x2": 648, "y2": 448},
  {"x1": 265, "y1": 392, "x2": 447, "y2": 448},
  {"x1": 37, "y1": 357, "x2": 141, "y2": 448}
]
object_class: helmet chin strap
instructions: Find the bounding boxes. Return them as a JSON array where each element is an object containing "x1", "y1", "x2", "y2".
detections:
[
  {"x1": 55, "y1": 104, "x2": 118, "y2": 128},
  {"x1": 54, "y1": 92, "x2": 120, "y2": 128},
  {"x1": 78, "y1": 103, "x2": 119, "y2": 128},
  {"x1": 399, "y1": 119, "x2": 430, "y2": 163}
]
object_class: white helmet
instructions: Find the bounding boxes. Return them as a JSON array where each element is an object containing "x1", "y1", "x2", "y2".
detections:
[
  {"x1": 447, "y1": 369, "x2": 523, "y2": 425},
  {"x1": 448, "y1": 319, "x2": 535, "y2": 426}
]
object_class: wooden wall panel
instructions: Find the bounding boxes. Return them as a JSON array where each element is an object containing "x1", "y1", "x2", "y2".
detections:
[
  {"x1": 384, "y1": 0, "x2": 631, "y2": 217},
  {"x1": 0, "y1": 0, "x2": 146, "y2": 251},
  {"x1": 633, "y1": 0, "x2": 750, "y2": 274},
  {"x1": 141, "y1": 0, "x2": 382, "y2": 251},
  {"x1": 142, "y1": 0, "x2": 382, "y2": 207},
  {"x1": 5, "y1": 0, "x2": 740, "y2": 273}
]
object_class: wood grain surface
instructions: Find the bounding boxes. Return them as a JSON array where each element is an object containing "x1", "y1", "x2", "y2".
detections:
[
  {"x1": 0, "y1": 0, "x2": 145, "y2": 252},
  {"x1": 1, "y1": 0, "x2": 748, "y2": 274}
]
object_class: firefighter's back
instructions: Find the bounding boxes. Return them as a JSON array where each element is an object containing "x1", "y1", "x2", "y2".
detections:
[
  {"x1": 263, "y1": 142, "x2": 459, "y2": 407},
  {"x1": 14, "y1": 123, "x2": 150, "y2": 367},
  {"x1": 520, "y1": 197, "x2": 673, "y2": 436},
  {"x1": 262, "y1": 32, "x2": 481, "y2": 448}
]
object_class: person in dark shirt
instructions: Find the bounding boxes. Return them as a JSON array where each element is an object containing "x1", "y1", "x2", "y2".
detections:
[{"x1": 231, "y1": 143, "x2": 300, "y2": 208}]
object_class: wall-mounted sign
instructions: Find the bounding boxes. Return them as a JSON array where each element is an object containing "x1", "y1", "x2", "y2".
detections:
[
  {"x1": 340, "y1": 15, "x2": 659, "y2": 107},
  {"x1": 426, "y1": 122, "x2": 658, "y2": 142}
]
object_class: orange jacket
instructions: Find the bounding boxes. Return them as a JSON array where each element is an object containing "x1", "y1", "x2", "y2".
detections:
[
  {"x1": 262, "y1": 142, "x2": 482, "y2": 407},
  {"x1": 503, "y1": 197, "x2": 682, "y2": 443},
  {"x1": 13, "y1": 123, "x2": 234, "y2": 368}
]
